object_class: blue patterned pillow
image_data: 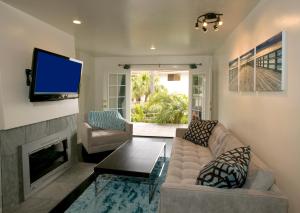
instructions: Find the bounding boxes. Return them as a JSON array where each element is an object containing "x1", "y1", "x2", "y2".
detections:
[
  {"x1": 88, "y1": 111, "x2": 126, "y2": 131},
  {"x1": 197, "y1": 146, "x2": 251, "y2": 188}
]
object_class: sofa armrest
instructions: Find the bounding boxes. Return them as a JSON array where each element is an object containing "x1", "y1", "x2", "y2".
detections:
[
  {"x1": 82, "y1": 122, "x2": 92, "y2": 150},
  {"x1": 124, "y1": 121, "x2": 133, "y2": 136},
  {"x1": 160, "y1": 183, "x2": 288, "y2": 213},
  {"x1": 175, "y1": 128, "x2": 188, "y2": 138}
]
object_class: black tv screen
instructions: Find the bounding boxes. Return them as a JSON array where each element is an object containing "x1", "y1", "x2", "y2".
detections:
[{"x1": 29, "y1": 48, "x2": 83, "y2": 102}]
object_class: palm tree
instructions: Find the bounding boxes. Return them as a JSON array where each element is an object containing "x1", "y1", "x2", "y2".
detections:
[
  {"x1": 131, "y1": 72, "x2": 151, "y2": 103},
  {"x1": 145, "y1": 91, "x2": 188, "y2": 124},
  {"x1": 140, "y1": 73, "x2": 151, "y2": 101}
]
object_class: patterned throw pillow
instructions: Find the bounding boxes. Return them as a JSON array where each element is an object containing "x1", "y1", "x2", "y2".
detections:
[
  {"x1": 183, "y1": 120, "x2": 218, "y2": 147},
  {"x1": 197, "y1": 146, "x2": 251, "y2": 188}
]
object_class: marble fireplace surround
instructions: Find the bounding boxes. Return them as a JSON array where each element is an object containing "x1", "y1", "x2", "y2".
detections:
[{"x1": 0, "y1": 114, "x2": 78, "y2": 213}]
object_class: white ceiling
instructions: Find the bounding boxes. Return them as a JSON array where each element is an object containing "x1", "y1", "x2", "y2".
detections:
[{"x1": 1, "y1": 0, "x2": 259, "y2": 56}]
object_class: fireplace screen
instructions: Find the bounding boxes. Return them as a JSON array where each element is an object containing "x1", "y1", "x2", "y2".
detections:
[{"x1": 29, "y1": 139, "x2": 68, "y2": 184}]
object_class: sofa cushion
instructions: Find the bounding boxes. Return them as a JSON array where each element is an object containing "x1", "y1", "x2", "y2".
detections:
[
  {"x1": 197, "y1": 146, "x2": 251, "y2": 188},
  {"x1": 222, "y1": 133, "x2": 244, "y2": 153},
  {"x1": 165, "y1": 138, "x2": 213, "y2": 185},
  {"x1": 183, "y1": 120, "x2": 218, "y2": 147},
  {"x1": 208, "y1": 123, "x2": 229, "y2": 158}
]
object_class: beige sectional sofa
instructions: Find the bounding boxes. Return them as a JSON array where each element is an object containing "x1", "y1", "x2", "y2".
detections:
[{"x1": 160, "y1": 123, "x2": 288, "y2": 213}]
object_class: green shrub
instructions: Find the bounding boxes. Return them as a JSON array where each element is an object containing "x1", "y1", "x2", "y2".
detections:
[
  {"x1": 131, "y1": 104, "x2": 145, "y2": 122},
  {"x1": 145, "y1": 91, "x2": 188, "y2": 124}
]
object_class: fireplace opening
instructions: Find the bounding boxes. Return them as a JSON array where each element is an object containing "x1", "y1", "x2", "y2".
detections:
[
  {"x1": 29, "y1": 139, "x2": 68, "y2": 184},
  {"x1": 22, "y1": 131, "x2": 71, "y2": 199}
]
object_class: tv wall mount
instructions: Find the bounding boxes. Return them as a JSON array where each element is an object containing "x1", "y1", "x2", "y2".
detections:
[{"x1": 25, "y1": 69, "x2": 32, "y2": 86}]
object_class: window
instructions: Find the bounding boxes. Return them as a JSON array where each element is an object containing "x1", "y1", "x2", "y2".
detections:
[{"x1": 168, "y1": 74, "x2": 181, "y2": 81}]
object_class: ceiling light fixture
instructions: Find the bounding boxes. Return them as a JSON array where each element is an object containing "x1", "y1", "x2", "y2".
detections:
[
  {"x1": 194, "y1": 12, "x2": 223, "y2": 32},
  {"x1": 150, "y1": 46, "x2": 156, "y2": 50},
  {"x1": 213, "y1": 24, "x2": 219, "y2": 31},
  {"x1": 73, "y1": 19, "x2": 82, "y2": 25},
  {"x1": 218, "y1": 19, "x2": 223, "y2": 26}
]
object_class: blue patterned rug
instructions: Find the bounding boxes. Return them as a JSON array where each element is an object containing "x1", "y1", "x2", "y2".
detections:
[{"x1": 66, "y1": 158, "x2": 169, "y2": 213}]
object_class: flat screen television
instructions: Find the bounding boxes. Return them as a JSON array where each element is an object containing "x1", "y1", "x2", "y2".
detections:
[{"x1": 29, "y1": 48, "x2": 83, "y2": 102}]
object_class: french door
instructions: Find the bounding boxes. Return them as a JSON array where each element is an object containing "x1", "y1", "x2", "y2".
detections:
[
  {"x1": 108, "y1": 73, "x2": 127, "y2": 118},
  {"x1": 107, "y1": 70, "x2": 211, "y2": 121},
  {"x1": 189, "y1": 72, "x2": 210, "y2": 120}
]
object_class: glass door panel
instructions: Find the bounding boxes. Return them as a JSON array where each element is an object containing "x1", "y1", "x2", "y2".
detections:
[
  {"x1": 108, "y1": 73, "x2": 127, "y2": 118},
  {"x1": 191, "y1": 74, "x2": 206, "y2": 120}
]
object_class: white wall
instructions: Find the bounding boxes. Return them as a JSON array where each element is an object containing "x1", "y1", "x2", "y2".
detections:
[
  {"x1": 0, "y1": 2, "x2": 78, "y2": 130},
  {"x1": 95, "y1": 56, "x2": 212, "y2": 110},
  {"x1": 159, "y1": 71, "x2": 189, "y2": 96},
  {"x1": 76, "y1": 50, "x2": 96, "y2": 142},
  {"x1": 213, "y1": 0, "x2": 300, "y2": 212}
]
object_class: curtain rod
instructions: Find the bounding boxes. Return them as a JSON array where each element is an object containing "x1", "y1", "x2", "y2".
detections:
[{"x1": 118, "y1": 63, "x2": 202, "y2": 67}]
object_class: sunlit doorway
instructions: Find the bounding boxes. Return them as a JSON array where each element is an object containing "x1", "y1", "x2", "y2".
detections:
[{"x1": 130, "y1": 70, "x2": 189, "y2": 137}]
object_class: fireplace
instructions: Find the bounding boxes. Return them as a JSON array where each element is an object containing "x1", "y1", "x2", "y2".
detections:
[{"x1": 21, "y1": 130, "x2": 71, "y2": 199}]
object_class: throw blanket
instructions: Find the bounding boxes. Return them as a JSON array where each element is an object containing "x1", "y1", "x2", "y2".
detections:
[{"x1": 88, "y1": 111, "x2": 126, "y2": 131}]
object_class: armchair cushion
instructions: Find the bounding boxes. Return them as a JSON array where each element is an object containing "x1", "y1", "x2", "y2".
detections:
[{"x1": 88, "y1": 111, "x2": 126, "y2": 131}]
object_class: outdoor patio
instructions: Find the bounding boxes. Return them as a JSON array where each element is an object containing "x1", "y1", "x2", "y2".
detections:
[{"x1": 133, "y1": 122, "x2": 188, "y2": 137}]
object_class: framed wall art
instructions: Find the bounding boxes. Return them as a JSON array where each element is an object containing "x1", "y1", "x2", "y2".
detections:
[
  {"x1": 255, "y1": 32, "x2": 284, "y2": 91},
  {"x1": 229, "y1": 58, "x2": 239, "y2": 92}
]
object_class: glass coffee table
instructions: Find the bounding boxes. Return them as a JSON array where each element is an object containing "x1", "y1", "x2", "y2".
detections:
[{"x1": 93, "y1": 140, "x2": 166, "y2": 202}]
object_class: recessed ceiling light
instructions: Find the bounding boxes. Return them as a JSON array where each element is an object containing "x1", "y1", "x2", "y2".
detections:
[
  {"x1": 150, "y1": 46, "x2": 156, "y2": 50},
  {"x1": 73, "y1": 19, "x2": 82, "y2": 25}
]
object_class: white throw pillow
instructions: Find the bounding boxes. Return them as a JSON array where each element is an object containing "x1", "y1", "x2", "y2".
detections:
[
  {"x1": 243, "y1": 155, "x2": 275, "y2": 191},
  {"x1": 244, "y1": 167, "x2": 274, "y2": 190}
]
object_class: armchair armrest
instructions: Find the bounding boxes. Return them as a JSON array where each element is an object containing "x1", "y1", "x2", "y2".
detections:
[
  {"x1": 160, "y1": 183, "x2": 288, "y2": 213},
  {"x1": 82, "y1": 122, "x2": 92, "y2": 149},
  {"x1": 176, "y1": 128, "x2": 188, "y2": 138},
  {"x1": 124, "y1": 120, "x2": 133, "y2": 136}
]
